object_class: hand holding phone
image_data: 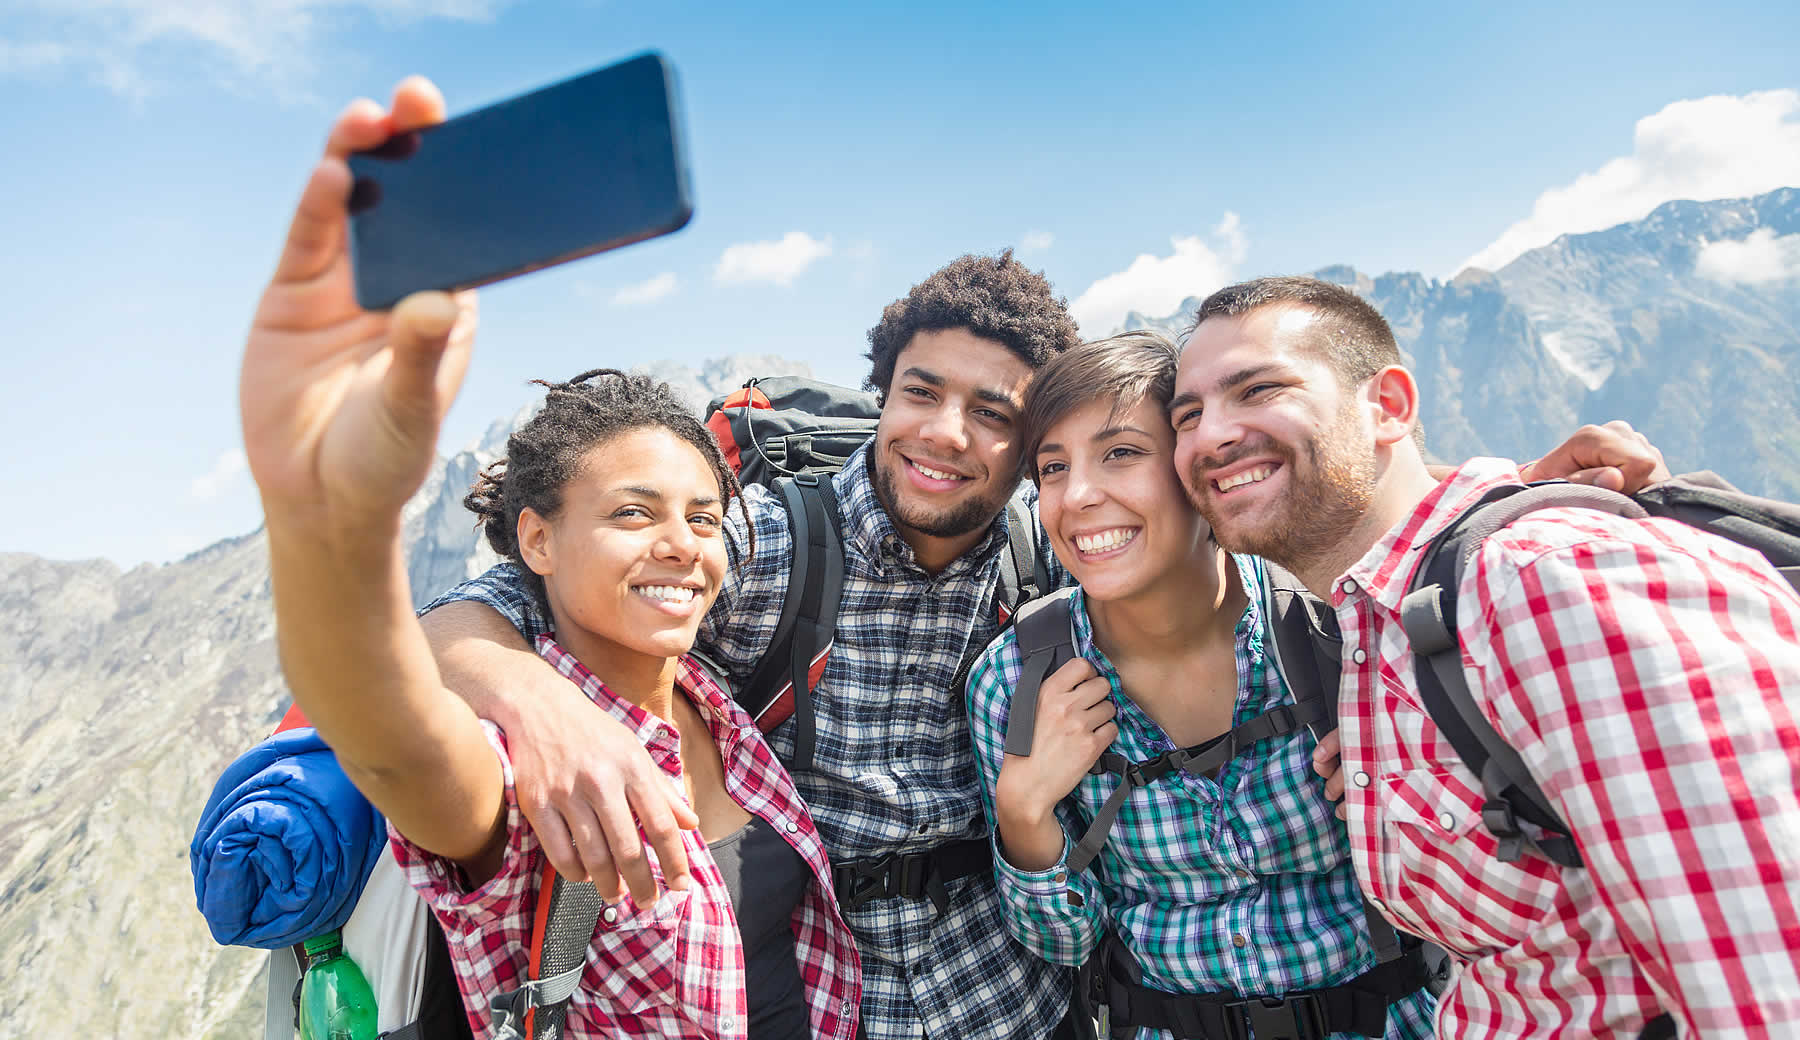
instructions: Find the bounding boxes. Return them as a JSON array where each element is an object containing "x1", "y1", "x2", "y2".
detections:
[{"x1": 347, "y1": 53, "x2": 694, "y2": 310}]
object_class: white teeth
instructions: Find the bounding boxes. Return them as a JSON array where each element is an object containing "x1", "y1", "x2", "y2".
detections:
[
  {"x1": 913, "y1": 461, "x2": 963, "y2": 481},
  {"x1": 636, "y1": 585, "x2": 697, "y2": 604},
  {"x1": 1216, "y1": 465, "x2": 1274, "y2": 492},
  {"x1": 1073, "y1": 528, "x2": 1138, "y2": 553}
]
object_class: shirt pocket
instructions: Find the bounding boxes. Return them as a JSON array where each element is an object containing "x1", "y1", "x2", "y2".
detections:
[
  {"x1": 582, "y1": 887, "x2": 720, "y2": 1020},
  {"x1": 1375, "y1": 766, "x2": 1517, "y2": 953}
]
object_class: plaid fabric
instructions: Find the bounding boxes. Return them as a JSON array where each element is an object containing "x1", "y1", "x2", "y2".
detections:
[
  {"x1": 390, "y1": 640, "x2": 861, "y2": 1040},
  {"x1": 1335, "y1": 458, "x2": 1800, "y2": 1038},
  {"x1": 422, "y1": 443, "x2": 1070, "y2": 1040},
  {"x1": 966, "y1": 556, "x2": 1437, "y2": 1040}
]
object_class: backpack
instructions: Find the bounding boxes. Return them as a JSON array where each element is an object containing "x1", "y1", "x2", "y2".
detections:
[
  {"x1": 1263, "y1": 472, "x2": 1800, "y2": 1040},
  {"x1": 249, "y1": 707, "x2": 622, "y2": 1040},
  {"x1": 704, "y1": 376, "x2": 1050, "y2": 770}
]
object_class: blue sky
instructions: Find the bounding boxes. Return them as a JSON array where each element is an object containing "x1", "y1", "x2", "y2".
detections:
[{"x1": 5, "y1": 0, "x2": 1799, "y2": 566}]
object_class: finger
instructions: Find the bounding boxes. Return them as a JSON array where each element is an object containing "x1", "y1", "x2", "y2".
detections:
[
  {"x1": 593, "y1": 793, "x2": 656, "y2": 906},
  {"x1": 524, "y1": 802, "x2": 588, "y2": 883},
  {"x1": 1311, "y1": 729, "x2": 1341, "y2": 773},
  {"x1": 270, "y1": 158, "x2": 355, "y2": 285},
  {"x1": 1565, "y1": 466, "x2": 1626, "y2": 492},
  {"x1": 389, "y1": 75, "x2": 447, "y2": 132},
  {"x1": 1600, "y1": 419, "x2": 1637, "y2": 438},
  {"x1": 563, "y1": 804, "x2": 625, "y2": 902},
  {"x1": 385, "y1": 291, "x2": 468, "y2": 427},
  {"x1": 1336, "y1": 802, "x2": 1348, "y2": 821},
  {"x1": 630, "y1": 779, "x2": 694, "y2": 893},
  {"x1": 1324, "y1": 771, "x2": 1345, "y2": 800},
  {"x1": 1047, "y1": 658, "x2": 1098, "y2": 689},
  {"x1": 326, "y1": 97, "x2": 392, "y2": 160}
]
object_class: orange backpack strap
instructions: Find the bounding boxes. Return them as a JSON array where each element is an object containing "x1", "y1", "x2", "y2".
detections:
[{"x1": 489, "y1": 861, "x2": 606, "y2": 1039}]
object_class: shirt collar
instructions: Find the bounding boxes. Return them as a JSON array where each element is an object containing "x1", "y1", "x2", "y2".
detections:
[
  {"x1": 533, "y1": 635, "x2": 738, "y2": 747},
  {"x1": 1337, "y1": 457, "x2": 1526, "y2": 613},
  {"x1": 835, "y1": 440, "x2": 1012, "y2": 577}
]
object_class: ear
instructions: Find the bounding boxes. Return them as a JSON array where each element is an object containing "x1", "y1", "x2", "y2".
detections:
[
  {"x1": 516, "y1": 507, "x2": 554, "y2": 577},
  {"x1": 1365, "y1": 365, "x2": 1420, "y2": 449}
]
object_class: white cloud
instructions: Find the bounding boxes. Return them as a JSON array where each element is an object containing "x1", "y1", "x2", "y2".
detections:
[
  {"x1": 1020, "y1": 230, "x2": 1054, "y2": 253},
  {"x1": 190, "y1": 449, "x2": 247, "y2": 500},
  {"x1": 1070, "y1": 213, "x2": 1248, "y2": 337},
  {"x1": 713, "y1": 231, "x2": 833, "y2": 287},
  {"x1": 1460, "y1": 89, "x2": 1800, "y2": 275},
  {"x1": 610, "y1": 272, "x2": 677, "y2": 306},
  {"x1": 1, "y1": 1, "x2": 508, "y2": 95},
  {"x1": 1696, "y1": 229, "x2": 1800, "y2": 285}
]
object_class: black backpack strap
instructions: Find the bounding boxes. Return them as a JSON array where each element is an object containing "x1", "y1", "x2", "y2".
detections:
[
  {"x1": 1069, "y1": 698, "x2": 1330, "y2": 874},
  {"x1": 1001, "y1": 588, "x2": 1080, "y2": 757},
  {"x1": 1401, "y1": 482, "x2": 1647, "y2": 869},
  {"x1": 490, "y1": 865, "x2": 607, "y2": 1040},
  {"x1": 1260, "y1": 561, "x2": 1344, "y2": 738},
  {"x1": 999, "y1": 496, "x2": 1049, "y2": 614},
  {"x1": 736, "y1": 474, "x2": 843, "y2": 772}
]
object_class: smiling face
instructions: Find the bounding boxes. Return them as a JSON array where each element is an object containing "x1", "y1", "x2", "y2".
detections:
[
  {"x1": 1169, "y1": 306, "x2": 1379, "y2": 569},
  {"x1": 1035, "y1": 395, "x2": 1211, "y2": 603},
  {"x1": 868, "y1": 328, "x2": 1034, "y2": 559},
  {"x1": 518, "y1": 426, "x2": 729, "y2": 667}
]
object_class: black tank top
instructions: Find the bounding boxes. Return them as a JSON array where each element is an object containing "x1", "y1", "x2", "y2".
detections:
[{"x1": 708, "y1": 814, "x2": 812, "y2": 1038}]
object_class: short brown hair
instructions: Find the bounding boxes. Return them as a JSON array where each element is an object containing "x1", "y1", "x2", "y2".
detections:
[
  {"x1": 1188, "y1": 276, "x2": 1424, "y2": 448},
  {"x1": 1020, "y1": 331, "x2": 1179, "y2": 481}
]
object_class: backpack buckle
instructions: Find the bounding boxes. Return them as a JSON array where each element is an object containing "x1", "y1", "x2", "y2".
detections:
[{"x1": 1236, "y1": 993, "x2": 1327, "y2": 1040}]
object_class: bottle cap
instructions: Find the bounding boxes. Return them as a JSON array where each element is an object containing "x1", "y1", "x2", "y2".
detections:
[{"x1": 301, "y1": 930, "x2": 344, "y2": 959}]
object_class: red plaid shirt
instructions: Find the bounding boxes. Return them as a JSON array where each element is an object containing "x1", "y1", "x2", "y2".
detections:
[
  {"x1": 391, "y1": 639, "x2": 861, "y2": 1039},
  {"x1": 1334, "y1": 459, "x2": 1800, "y2": 1038}
]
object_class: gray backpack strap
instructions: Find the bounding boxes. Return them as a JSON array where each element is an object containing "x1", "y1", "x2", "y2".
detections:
[
  {"x1": 1258, "y1": 561, "x2": 1343, "y2": 739},
  {"x1": 1402, "y1": 482, "x2": 1647, "y2": 868},
  {"x1": 1001, "y1": 588, "x2": 1080, "y2": 757}
]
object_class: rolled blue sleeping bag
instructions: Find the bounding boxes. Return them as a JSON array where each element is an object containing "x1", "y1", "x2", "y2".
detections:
[{"x1": 190, "y1": 726, "x2": 386, "y2": 949}]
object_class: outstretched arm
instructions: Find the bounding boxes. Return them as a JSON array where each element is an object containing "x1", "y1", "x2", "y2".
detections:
[{"x1": 243, "y1": 77, "x2": 503, "y2": 877}]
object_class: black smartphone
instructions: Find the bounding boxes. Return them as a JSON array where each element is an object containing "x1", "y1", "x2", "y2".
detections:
[{"x1": 346, "y1": 52, "x2": 693, "y2": 310}]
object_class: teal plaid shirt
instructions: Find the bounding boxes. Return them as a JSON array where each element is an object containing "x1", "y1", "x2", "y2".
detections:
[{"x1": 965, "y1": 555, "x2": 1436, "y2": 1040}]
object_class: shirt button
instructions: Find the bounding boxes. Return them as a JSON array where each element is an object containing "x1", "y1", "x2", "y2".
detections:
[
  {"x1": 1353, "y1": 771, "x2": 1370, "y2": 788},
  {"x1": 784, "y1": 820, "x2": 799, "y2": 834},
  {"x1": 1233, "y1": 868, "x2": 1252, "y2": 880},
  {"x1": 1053, "y1": 871, "x2": 1067, "y2": 883},
  {"x1": 1351, "y1": 648, "x2": 1368, "y2": 665},
  {"x1": 1339, "y1": 577, "x2": 1359, "y2": 595},
  {"x1": 1232, "y1": 933, "x2": 1248, "y2": 949},
  {"x1": 1438, "y1": 812, "x2": 1457, "y2": 831},
  {"x1": 601, "y1": 905, "x2": 619, "y2": 924},
  {"x1": 842, "y1": 1000, "x2": 854, "y2": 1016}
]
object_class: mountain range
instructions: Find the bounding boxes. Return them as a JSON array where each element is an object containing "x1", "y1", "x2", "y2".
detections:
[{"x1": 3, "y1": 189, "x2": 1797, "y2": 1037}]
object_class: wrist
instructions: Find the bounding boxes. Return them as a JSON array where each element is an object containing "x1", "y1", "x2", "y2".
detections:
[{"x1": 994, "y1": 771, "x2": 1056, "y2": 835}]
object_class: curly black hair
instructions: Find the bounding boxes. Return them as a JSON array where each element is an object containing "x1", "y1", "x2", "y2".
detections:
[
  {"x1": 863, "y1": 249, "x2": 1081, "y2": 403},
  {"x1": 463, "y1": 369, "x2": 750, "y2": 616}
]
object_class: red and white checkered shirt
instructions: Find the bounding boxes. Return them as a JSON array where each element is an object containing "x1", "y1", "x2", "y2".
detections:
[
  {"x1": 391, "y1": 638, "x2": 861, "y2": 1039},
  {"x1": 1334, "y1": 458, "x2": 1800, "y2": 1038}
]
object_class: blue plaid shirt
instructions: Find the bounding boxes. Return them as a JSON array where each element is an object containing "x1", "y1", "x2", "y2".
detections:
[
  {"x1": 424, "y1": 443, "x2": 1071, "y2": 1040},
  {"x1": 965, "y1": 558, "x2": 1437, "y2": 1040}
]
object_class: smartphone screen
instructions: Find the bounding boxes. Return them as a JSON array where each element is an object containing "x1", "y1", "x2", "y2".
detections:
[{"x1": 347, "y1": 52, "x2": 693, "y2": 310}]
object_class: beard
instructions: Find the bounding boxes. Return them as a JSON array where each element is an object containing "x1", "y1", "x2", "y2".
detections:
[
  {"x1": 869, "y1": 447, "x2": 1012, "y2": 541},
  {"x1": 1187, "y1": 405, "x2": 1377, "y2": 573}
]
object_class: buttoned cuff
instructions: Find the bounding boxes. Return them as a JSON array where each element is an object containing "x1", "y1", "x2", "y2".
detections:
[{"x1": 990, "y1": 830, "x2": 1080, "y2": 897}]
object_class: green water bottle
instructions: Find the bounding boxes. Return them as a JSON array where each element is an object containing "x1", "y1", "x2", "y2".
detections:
[{"x1": 298, "y1": 929, "x2": 379, "y2": 1040}]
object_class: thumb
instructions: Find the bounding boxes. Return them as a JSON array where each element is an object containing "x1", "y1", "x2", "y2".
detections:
[
  {"x1": 384, "y1": 290, "x2": 469, "y2": 427},
  {"x1": 1564, "y1": 466, "x2": 1625, "y2": 492}
]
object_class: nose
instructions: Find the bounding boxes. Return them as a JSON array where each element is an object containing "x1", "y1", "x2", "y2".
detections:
[
  {"x1": 656, "y1": 518, "x2": 702, "y2": 564},
  {"x1": 917, "y1": 402, "x2": 970, "y2": 454},
  {"x1": 1176, "y1": 407, "x2": 1244, "y2": 472},
  {"x1": 1065, "y1": 461, "x2": 1106, "y2": 511}
]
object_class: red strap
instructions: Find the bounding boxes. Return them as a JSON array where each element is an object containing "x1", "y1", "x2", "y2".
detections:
[
  {"x1": 704, "y1": 386, "x2": 773, "y2": 476},
  {"x1": 272, "y1": 703, "x2": 310, "y2": 734},
  {"x1": 522, "y1": 859, "x2": 562, "y2": 1039}
]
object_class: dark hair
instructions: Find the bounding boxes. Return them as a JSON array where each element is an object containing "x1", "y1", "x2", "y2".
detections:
[
  {"x1": 864, "y1": 249, "x2": 1081, "y2": 403},
  {"x1": 1021, "y1": 331, "x2": 1178, "y2": 481},
  {"x1": 1188, "y1": 276, "x2": 1425, "y2": 448},
  {"x1": 463, "y1": 369, "x2": 749, "y2": 614}
]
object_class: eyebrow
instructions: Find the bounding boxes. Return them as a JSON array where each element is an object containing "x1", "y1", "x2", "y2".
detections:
[
  {"x1": 1167, "y1": 363, "x2": 1285, "y2": 415},
  {"x1": 609, "y1": 485, "x2": 722, "y2": 509},
  {"x1": 1035, "y1": 424, "x2": 1154, "y2": 457},
  {"x1": 901, "y1": 365, "x2": 1022, "y2": 410}
]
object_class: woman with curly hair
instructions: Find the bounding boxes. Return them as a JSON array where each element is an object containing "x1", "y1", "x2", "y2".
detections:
[{"x1": 238, "y1": 78, "x2": 858, "y2": 1039}]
